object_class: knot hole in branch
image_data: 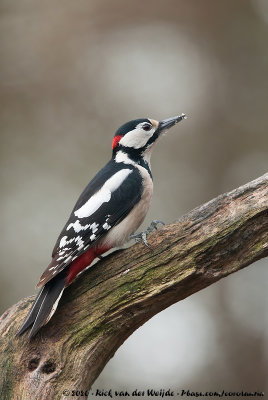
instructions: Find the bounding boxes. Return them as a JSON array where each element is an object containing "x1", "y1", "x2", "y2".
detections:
[
  {"x1": 27, "y1": 357, "x2": 40, "y2": 371},
  {"x1": 41, "y1": 360, "x2": 56, "y2": 374}
]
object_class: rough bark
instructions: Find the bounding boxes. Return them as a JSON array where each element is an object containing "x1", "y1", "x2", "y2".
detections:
[{"x1": 0, "y1": 173, "x2": 268, "y2": 400}]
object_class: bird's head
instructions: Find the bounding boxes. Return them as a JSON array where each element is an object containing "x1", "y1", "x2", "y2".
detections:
[{"x1": 112, "y1": 114, "x2": 186, "y2": 161}]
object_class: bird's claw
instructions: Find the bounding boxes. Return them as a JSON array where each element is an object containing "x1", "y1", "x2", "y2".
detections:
[
  {"x1": 130, "y1": 219, "x2": 165, "y2": 248},
  {"x1": 147, "y1": 219, "x2": 165, "y2": 233},
  {"x1": 130, "y1": 231, "x2": 150, "y2": 248}
]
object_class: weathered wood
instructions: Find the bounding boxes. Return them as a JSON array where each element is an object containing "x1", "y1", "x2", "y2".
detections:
[{"x1": 0, "y1": 173, "x2": 268, "y2": 400}]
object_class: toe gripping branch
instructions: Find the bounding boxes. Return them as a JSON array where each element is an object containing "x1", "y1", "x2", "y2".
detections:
[{"x1": 130, "y1": 220, "x2": 165, "y2": 248}]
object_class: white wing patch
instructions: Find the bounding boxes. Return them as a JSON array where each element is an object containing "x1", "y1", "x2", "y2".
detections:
[
  {"x1": 66, "y1": 220, "x2": 99, "y2": 233},
  {"x1": 74, "y1": 169, "x2": 133, "y2": 218},
  {"x1": 59, "y1": 235, "x2": 68, "y2": 248},
  {"x1": 103, "y1": 222, "x2": 111, "y2": 230},
  {"x1": 57, "y1": 235, "x2": 85, "y2": 261}
]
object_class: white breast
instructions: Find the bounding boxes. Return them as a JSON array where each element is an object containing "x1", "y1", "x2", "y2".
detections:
[{"x1": 100, "y1": 164, "x2": 153, "y2": 248}]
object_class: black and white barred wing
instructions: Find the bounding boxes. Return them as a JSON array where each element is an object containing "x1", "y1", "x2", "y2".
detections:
[{"x1": 38, "y1": 165, "x2": 142, "y2": 287}]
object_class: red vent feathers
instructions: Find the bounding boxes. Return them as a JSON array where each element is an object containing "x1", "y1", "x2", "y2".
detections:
[{"x1": 112, "y1": 135, "x2": 123, "y2": 150}]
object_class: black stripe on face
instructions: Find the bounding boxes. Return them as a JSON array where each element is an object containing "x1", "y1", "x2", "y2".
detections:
[{"x1": 145, "y1": 130, "x2": 160, "y2": 147}]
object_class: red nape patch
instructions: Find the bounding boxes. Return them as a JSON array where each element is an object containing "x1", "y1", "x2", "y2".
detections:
[{"x1": 112, "y1": 135, "x2": 123, "y2": 150}]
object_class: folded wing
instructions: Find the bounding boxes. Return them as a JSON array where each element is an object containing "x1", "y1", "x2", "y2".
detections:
[{"x1": 38, "y1": 161, "x2": 143, "y2": 287}]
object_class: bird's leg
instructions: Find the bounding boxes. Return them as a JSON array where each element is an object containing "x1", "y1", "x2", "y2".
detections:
[{"x1": 130, "y1": 220, "x2": 165, "y2": 248}]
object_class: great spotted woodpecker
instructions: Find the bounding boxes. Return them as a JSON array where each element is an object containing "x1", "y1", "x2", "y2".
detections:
[{"x1": 17, "y1": 114, "x2": 186, "y2": 338}]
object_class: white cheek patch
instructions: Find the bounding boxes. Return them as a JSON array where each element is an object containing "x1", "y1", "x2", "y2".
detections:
[
  {"x1": 119, "y1": 125, "x2": 155, "y2": 149},
  {"x1": 74, "y1": 169, "x2": 133, "y2": 218}
]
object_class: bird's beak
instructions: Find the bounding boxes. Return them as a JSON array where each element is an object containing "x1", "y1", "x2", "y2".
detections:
[{"x1": 158, "y1": 113, "x2": 187, "y2": 133}]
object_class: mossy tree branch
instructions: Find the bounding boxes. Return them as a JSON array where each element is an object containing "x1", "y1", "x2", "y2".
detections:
[{"x1": 0, "y1": 173, "x2": 268, "y2": 400}]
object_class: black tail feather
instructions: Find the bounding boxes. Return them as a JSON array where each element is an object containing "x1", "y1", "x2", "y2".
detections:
[
  {"x1": 17, "y1": 272, "x2": 66, "y2": 339},
  {"x1": 16, "y1": 285, "x2": 49, "y2": 336}
]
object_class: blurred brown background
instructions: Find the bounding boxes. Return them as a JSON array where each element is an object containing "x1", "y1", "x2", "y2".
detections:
[{"x1": 0, "y1": 0, "x2": 267, "y2": 397}]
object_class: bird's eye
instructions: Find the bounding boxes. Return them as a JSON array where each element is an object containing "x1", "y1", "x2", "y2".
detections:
[{"x1": 143, "y1": 123, "x2": 152, "y2": 131}]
